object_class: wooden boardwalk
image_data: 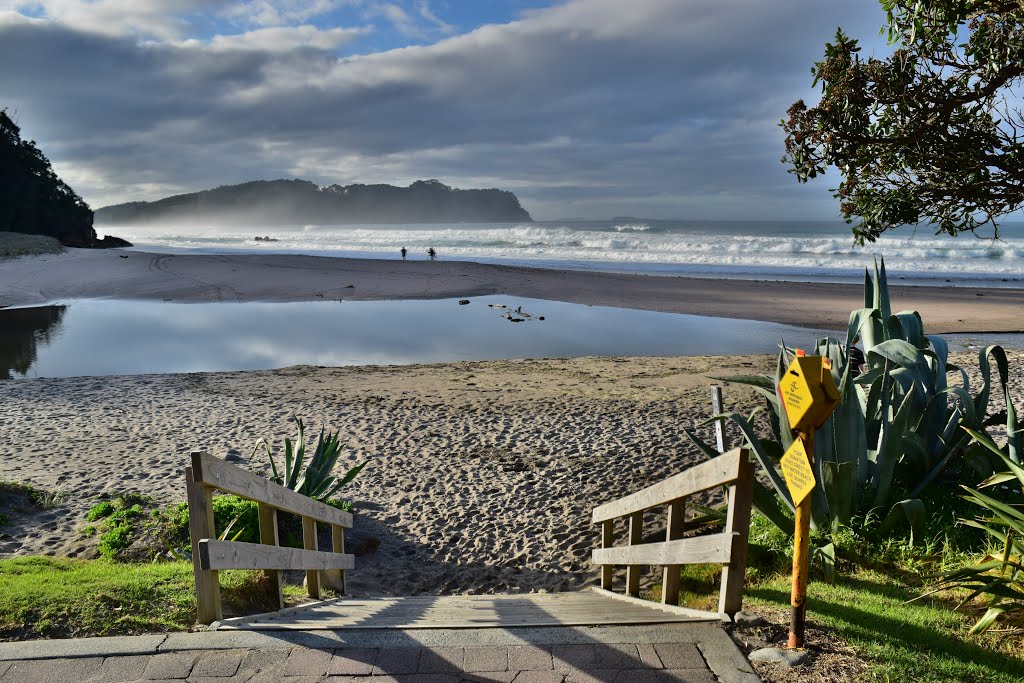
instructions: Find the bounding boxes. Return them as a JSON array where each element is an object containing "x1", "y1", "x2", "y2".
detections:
[{"x1": 212, "y1": 588, "x2": 720, "y2": 631}]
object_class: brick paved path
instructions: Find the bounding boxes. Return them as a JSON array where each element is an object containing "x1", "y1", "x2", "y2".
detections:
[{"x1": 0, "y1": 624, "x2": 759, "y2": 682}]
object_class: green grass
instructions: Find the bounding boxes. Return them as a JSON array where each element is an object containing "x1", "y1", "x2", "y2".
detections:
[
  {"x1": 747, "y1": 569, "x2": 1024, "y2": 683},
  {"x1": 0, "y1": 557, "x2": 306, "y2": 640}
]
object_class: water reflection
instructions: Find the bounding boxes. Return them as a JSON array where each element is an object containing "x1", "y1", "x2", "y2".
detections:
[
  {"x1": 0, "y1": 305, "x2": 66, "y2": 379},
  {"x1": 5, "y1": 297, "x2": 1012, "y2": 380}
]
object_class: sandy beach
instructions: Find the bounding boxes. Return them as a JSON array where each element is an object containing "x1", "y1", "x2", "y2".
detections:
[
  {"x1": 0, "y1": 354, "x2": 775, "y2": 596},
  {"x1": 1, "y1": 348, "x2": 1021, "y2": 598},
  {"x1": 1, "y1": 248, "x2": 1023, "y2": 332},
  {"x1": 2, "y1": 248, "x2": 1022, "y2": 597}
]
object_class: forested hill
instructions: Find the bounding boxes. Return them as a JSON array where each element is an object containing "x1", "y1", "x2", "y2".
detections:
[
  {"x1": 1, "y1": 110, "x2": 129, "y2": 247},
  {"x1": 96, "y1": 179, "x2": 533, "y2": 225}
]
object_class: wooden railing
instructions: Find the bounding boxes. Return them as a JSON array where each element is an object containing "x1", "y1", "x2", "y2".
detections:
[
  {"x1": 186, "y1": 451, "x2": 354, "y2": 625},
  {"x1": 591, "y1": 447, "x2": 754, "y2": 619}
]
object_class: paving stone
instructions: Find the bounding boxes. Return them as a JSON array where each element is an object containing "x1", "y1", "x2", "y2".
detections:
[
  {"x1": 635, "y1": 644, "x2": 662, "y2": 670},
  {"x1": 372, "y1": 647, "x2": 420, "y2": 675},
  {"x1": 188, "y1": 675, "x2": 254, "y2": 683},
  {"x1": 592, "y1": 644, "x2": 640, "y2": 669},
  {"x1": 283, "y1": 648, "x2": 334, "y2": 677},
  {"x1": 551, "y1": 645, "x2": 597, "y2": 671},
  {"x1": 144, "y1": 653, "x2": 197, "y2": 680},
  {"x1": 90, "y1": 655, "x2": 149, "y2": 681},
  {"x1": 511, "y1": 671, "x2": 565, "y2": 683},
  {"x1": 651, "y1": 644, "x2": 704, "y2": 671},
  {"x1": 462, "y1": 672, "x2": 517, "y2": 682},
  {"x1": 248, "y1": 674, "x2": 321, "y2": 683},
  {"x1": 419, "y1": 646, "x2": 465, "y2": 673},
  {"x1": 0, "y1": 663, "x2": 8, "y2": 679},
  {"x1": 564, "y1": 670, "x2": 619, "y2": 683},
  {"x1": 614, "y1": 671, "x2": 668, "y2": 682},
  {"x1": 464, "y1": 646, "x2": 508, "y2": 673},
  {"x1": 393, "y1": 675, "x2": 459, "y2": 682},
  {"x1": 329, "y1": 648, "x2": 378, "y2": 675},
  {"x1": 3, "y1": 657, "x2": 103, "y2": 682},
  {"x1": 507, "y1": 646, "x2": 552, "y2": 671},
  {"x1": 661, "y1": 669, "x2": 716, "y2": 683},
  {"x1": 239, "y1": 647, "x2": 291, "y2": 674},
  {"x1": 192, "y1": 650, "x2": 243, "y2": 677}
]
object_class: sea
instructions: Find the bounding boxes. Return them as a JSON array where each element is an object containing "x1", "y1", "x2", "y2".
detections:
[{"x1": 98, "y1": 219, "x2": 1024, "y2": 288}]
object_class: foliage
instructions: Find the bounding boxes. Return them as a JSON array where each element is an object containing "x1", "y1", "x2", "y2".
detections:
[
  {"x1": 0, "y1": 109, "x2": 96, "y2": 245},
  {"x1": 84, "y1": 494, "x2": 158, "y2": 560},
  {"x1": 782, "y1": 1, "x2": 1024, "y2": 243},
  {"x1": 690, "y1": 259, "x2": 1013, "y2": 552},
  {"x1": 1, "y1": 480, "x2": 66, "y2": 510},
  {"x1": 253, "y1": 417, "x2": 368, "y2": 501},
  {"x1": 934, "y1": 428, "x2": 1024, "y2": 635}
]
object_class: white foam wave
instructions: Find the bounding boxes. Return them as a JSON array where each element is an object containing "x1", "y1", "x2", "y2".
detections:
[{"x1": 110, "y1": 222, "x2": 1024, "y2": 282}]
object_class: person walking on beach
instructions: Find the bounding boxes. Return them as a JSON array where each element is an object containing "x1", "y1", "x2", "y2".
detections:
[
  {"x1": 401, "y1": 247, "x2": 407, "y2": 260},
  {"x1": 427, "y1": 247, "x2": 437, "y2": 260}
]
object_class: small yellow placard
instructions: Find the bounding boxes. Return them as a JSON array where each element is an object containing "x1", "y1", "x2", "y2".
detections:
[
  {"x1": 777, "y1": 354, "x2": 840, "y2": 433},
  {"x1": 780, "y1": 439, "x2": 816, "y2": 506}
]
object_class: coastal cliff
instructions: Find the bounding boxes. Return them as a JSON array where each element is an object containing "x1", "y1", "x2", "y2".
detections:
[{"x1": 96, "y1": 179, "x2": 533, "y2": 225}]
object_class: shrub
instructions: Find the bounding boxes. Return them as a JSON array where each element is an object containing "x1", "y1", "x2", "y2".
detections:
[
  {"x1": 688, "y1": 259, "x2": 1014, "y2": 574},
  {"x1": 252, "y1": 417, "x2": 368, "y2": 501}
]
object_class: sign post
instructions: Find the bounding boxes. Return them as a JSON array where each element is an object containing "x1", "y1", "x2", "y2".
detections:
[{"x1": 776, "y1": 350, "x2": 839, "y2": 650}]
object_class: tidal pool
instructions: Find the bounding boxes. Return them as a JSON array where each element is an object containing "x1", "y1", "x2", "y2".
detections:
[{"x1": 2, "y1": 296, "x2": 1007, "y2": 379}]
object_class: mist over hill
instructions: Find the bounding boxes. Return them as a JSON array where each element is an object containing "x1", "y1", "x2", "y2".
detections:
[{"x1": 96, "y1": 179, "x2": 533, "y2": 226}]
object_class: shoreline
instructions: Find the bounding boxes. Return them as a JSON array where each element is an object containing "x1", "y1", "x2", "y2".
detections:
[{"x1": 2, "y1": 248, "x2": 1023, "y2": 333}]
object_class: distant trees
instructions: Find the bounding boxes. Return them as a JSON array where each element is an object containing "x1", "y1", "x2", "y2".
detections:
[
  {"x1": 0, "y1": 108, "x2": 97, "y2": 245},
  {"x1": 782, "y1": 1, "x2": 1024, "y2": 243}
]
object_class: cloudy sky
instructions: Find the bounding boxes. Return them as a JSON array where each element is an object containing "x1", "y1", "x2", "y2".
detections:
[{"x1": 1, "y1": 0, "x2": 886, "y2": 220}]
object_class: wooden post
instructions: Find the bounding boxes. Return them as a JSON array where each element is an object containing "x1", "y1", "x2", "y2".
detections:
[
  {"x1": 186, "y1": 466, "x2": 222, "y2": 624},
  {"x1": 661, "y1": 498, "x2": 685, "y2": 605},
  {"x1": 257, "y1": 502, "x2": 283, "y2": 610},
  {"x1": 711, "y1": 385, "x2": 726, "y2": 452},
  {"x1": 600, "y1": 520, "x2": 615, "y2": 590},
  {"x1": 719, "y1": 454, "x2": 754, "y2": 618},
  {"x1": 788, "y1": 432, "x2": 814, "y2": 648},
  {"x1": 323, "y1": 524, "x2": 346, "y2": 594},
  {"x1": 626, "y1": 511, "x2": 643, "y2": 597},
  {"x1": 302, "y1": 516, "x2": 321, "y2": 598}
]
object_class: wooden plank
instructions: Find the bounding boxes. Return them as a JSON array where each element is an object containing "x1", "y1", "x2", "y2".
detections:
[
  {"x1": 592, "y1": 533, "x2": 733, "y2": 567},
  {"x1": 323, "y1": 524, "x2": 346, "y2": 594},
  {"x1": 191, "y1": 451, "x2": 352, "y2": 528},
  {"x1": 186, "y1": 467, "x2": 222, "y2": 624},
  {"x1": 626, "y1": 511, "x2": 643, "y2": 597},
  {"x1": 198, "y1": 540, "x2": 355, "y2": 571},
  {"x1": 591, "y1": 449, "x2": 743, "y2": 523},
  {"x1": 257, "y1": 502, "x2": 283, "y2": 610},
  {"x1": 303, "y1": 516, "x2": 320, "y2": 599},
  {"x1": 711, "y1": 385, "x2": 726, "y2": 452},
  {"x1": 719, "y1": 455, "x2": 754, "y2": 618},
  {"x1": 589, "y1": 587, "x2": 723, "y2": 621},
  {"x1": 600, "y1": 520, "x2": 614, "y2": 590},
  {"x1": 661, "y1": 498, "x2": 685, "y2": 606},
  {"x1": 215, "y1": 592, "x2": 719, "y2": 630}
]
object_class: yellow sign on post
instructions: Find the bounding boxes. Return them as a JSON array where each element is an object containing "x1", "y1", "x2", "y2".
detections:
[
  {"x1": 780, "y1": 439, "x2": 816, "y2": 505},
  {"x1": 777, "y1": 354, "x2": 840, "y2": 433}
]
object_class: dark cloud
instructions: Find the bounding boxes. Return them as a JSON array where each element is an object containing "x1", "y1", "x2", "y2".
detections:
[{"x1": 0, "y1": 1, "x2": 886, "y2": 217}]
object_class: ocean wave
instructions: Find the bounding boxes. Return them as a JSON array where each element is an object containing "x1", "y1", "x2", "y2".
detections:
[{"x1": 110, "y1": 221, "x2": 1024, "y2": 282}]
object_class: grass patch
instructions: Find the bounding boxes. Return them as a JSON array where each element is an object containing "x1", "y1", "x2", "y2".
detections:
[
  {"x1": 747, "y1": 570, "x2": 1024, "y2": 683},
  {"x1": 0, "y1": 557, "x2": 306, "y2": 640}
]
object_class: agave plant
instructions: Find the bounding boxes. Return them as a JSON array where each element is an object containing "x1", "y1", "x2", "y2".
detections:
[
  {"x1": 688, "y1": 258, "x2": 1014, "y2": 545},
  {"x1": 930, "y1": 428, "x2": 1024, "y2": 634},
  {"x1": 252, "y1": 417, "x2": 368, "y2": 501}
]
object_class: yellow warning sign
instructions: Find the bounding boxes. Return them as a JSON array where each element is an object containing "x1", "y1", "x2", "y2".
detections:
[
  {"x1": 777, "y1": 354, "x2": 840, "y2": 433},
  {"x1": 780, "y1": 439, "x2": 816, "y2": 506}
]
